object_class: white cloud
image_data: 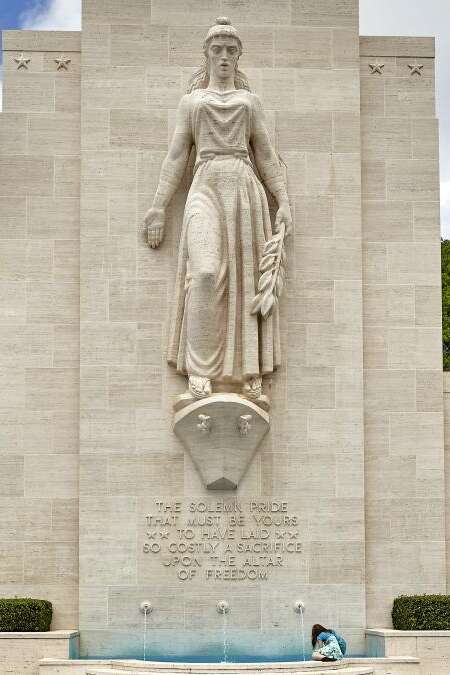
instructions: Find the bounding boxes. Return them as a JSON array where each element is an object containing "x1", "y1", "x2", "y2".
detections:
[{"x1": 20, "y1": 0, "x2": 81, "y2": 30}]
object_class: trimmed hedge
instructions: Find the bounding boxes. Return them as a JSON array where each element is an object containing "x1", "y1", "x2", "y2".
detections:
[
  {"x1": 0, "y1": 599, "x2": 52, "y2": 632},
  {"x1": 392, "y1": 595, "x2": 450, "y2": 630}
]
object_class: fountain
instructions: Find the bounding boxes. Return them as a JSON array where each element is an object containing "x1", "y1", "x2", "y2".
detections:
[
  {"x1": 217, "y1": 601, "x2": 230, "y2": 663},
  {"x1": 139, "y1": 601, "x2": 153, "y2": 662},
  {"x1": 293, "y1": 600, "x2": 306, "y2": 662},
  {"x1": 52, "y1": 597, "x2": 379, "y2": 674}
]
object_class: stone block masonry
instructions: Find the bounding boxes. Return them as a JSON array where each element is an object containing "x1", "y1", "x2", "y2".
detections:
[
  {"x1": 0, "y1": 0, "x2": 446, "y2": 666},
  {"x1": 78, "y1": 0, "x2": 366, "y2": 660},
  {"x1": 0, "y1": 30, "x2": 80, "y2": 630},
  {"x1": 361, "y1": 36, "x2": 445, "y2": 627}
]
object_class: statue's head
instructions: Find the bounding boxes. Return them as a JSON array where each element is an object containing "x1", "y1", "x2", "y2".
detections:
[
  {"x1": 203, "y1": 17, "x2": 242, "y2": 59},
  {"x1": 203, "y1": 18, "x2": 242, "y2": 82},
  {"x1": 187, "y1": 18, "x2": 250, "y2": 93}
]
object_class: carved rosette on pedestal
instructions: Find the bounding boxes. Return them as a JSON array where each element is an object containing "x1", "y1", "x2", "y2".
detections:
[{"x1": 174, "y1": 394, "x2": 270, "y2": 490}]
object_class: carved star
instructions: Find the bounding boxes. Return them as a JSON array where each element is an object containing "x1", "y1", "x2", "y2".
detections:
[
  {"x1": 159, "y1": 530, "x2": 169, "y2": 539},
  {"x1": 369, "y1": 62, "x2": 384, "y2": 75},
  {"x1": 55, "y1": 55, "x2": 71, "y2": 70},
  {"x1": 275, "y1": 530, "x2": 286, "y2": 539},
  {"x1": 14, "y1": 52, "x2": 31, "y2": 69},
  {"x1": 408, "y1": 63, "x2": 423, "y2": 76}
]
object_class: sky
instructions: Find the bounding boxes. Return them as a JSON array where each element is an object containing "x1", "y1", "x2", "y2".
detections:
[{"x1": 0, "y1": 0, "x2": 449, "y2": 235}]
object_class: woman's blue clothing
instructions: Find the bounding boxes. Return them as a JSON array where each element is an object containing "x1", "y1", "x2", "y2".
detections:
[{"x1": 317, "y1": 631, "x2": 346, "y2": 656}]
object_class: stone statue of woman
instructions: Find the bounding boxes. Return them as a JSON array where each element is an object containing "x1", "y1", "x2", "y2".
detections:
[{"x1": 143, "y1": 17, "x2": 292, "y2": 403}]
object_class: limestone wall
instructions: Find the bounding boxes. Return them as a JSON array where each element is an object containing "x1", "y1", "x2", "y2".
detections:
[
  {"x1": 360, "y1": 36, "x2": 446, "y2": 625},
  {"x1": 78, "y1": 0, "x2": 366, "y2": 659},
  {"x1": 444, "y1": 372, "x2": 450, "y2": 590},
  {"x1": 0, "y1": 3, "x2": 446, "y2": 662},
  {"x1": 0, "y1": 31, "x2": 80, "y2": 628}
]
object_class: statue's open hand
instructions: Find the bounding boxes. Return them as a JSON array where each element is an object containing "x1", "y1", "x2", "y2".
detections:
[
  {"x1": 274, "y1": 202, "x2": 292, "y2": 237},
  {"x1": 144, "y1": 207, "x2": 165, "y2": 249}
]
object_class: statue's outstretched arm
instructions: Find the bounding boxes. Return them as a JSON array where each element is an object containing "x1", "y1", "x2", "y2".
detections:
[
  {"x1": 144, "y1": 95, "x2": 193, "y2": 248},
  {"x1": 250, "y1": 96, "x2": 292, "y2": 236}
]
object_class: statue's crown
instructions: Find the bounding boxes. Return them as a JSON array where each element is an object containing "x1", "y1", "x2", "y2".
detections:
[{"x1": 204, "y1": 17, "x2": 241, "y2": 46}]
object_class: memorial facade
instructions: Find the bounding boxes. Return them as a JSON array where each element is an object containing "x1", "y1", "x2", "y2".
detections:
[{"x1": 0, "y1": 0, "x2": 446, "y2": 666}]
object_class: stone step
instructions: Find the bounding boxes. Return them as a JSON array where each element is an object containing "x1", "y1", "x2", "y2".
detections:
[
  {"x1": 98, "y1": 660, "x2": 368, "y2": 672},
  {"x1": 85, "y1": 667, "x2": 374, "y2": 675},
  {"x1": 39, "y1": 657, "x2": 420, "y2": 675}
]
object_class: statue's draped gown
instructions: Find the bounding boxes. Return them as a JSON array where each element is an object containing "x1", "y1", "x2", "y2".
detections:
[{"x1": 167, "y1": 88, "x2": 281, "y2": 383}]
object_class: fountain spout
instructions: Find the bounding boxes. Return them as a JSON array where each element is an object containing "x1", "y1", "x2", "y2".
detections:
[
  {"x1": 217, "y1": 601, "x2": 230, "y2": 663},
  {"x1": 217, "y1": 600, "x2": 230, "y2": 614},
  {"x1": 140, "y1": 601, "x2": 153, "y2": 661},
  {"x1": 293, "y1": 600, "x2": 306, "y2": 661}
]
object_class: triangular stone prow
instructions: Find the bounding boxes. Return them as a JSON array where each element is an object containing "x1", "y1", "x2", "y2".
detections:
[
  {"x1": 173, "y1": 393, "x2": 270, "y2": 490},
  {"x1": 207, "y1": 477, "x2": 237, "y2": 490}
]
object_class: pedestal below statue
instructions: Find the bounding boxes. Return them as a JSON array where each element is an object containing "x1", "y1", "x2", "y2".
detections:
[{"x1": 173, "y1": 394, "x2": 270, "y2": 490}]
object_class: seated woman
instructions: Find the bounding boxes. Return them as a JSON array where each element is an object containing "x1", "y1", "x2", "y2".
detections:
[{"x1": 311, "y1": 623, "x2": 346, "y2": 662}]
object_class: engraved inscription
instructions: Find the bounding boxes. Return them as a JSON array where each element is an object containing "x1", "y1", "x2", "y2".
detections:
[{"x1": 142, "y1": 500, "x2": 303, "y2": 582}]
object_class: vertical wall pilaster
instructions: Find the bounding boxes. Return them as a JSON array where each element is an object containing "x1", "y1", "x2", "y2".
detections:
[{"x1": 0, "y1": 30, "x2": 81, "y2": 628}]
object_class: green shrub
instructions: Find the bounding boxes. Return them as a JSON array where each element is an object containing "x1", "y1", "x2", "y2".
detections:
[
  {"x1": 392, "y1": 595, "x2": 450, "y2": 630},
  {"x1": 0, "y1": 599, "x2": 52, "y2": 632}
]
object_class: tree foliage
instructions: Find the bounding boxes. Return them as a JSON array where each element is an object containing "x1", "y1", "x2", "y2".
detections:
[{"x1": 442, "y1": 240, "x2": 450, "y2": 370}]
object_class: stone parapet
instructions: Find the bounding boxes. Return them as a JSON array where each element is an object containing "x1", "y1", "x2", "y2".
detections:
[
  {"x1": 0, "y1": 631, "x2": 79, "y2": 639},
  {"x1": 360, "y1": 36, "x2": 435, "y2": 57},
  {"x1": 0, "y1": 631, "x2": 79, "y2": 675},
  {"x1": 366, "y1": 629, "x2": 450, "y2": 675},
  {"x1": 3, "y1": 30, "x2": 81, "y2": 52}
]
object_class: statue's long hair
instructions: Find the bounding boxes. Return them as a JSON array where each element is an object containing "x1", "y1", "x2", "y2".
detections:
[{"x1": 187, "y1": 33, "x2": 250, "y2": 93}]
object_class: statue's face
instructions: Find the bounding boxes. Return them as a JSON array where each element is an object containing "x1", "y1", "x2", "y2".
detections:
[{"x1": 206, "y1": 36, "x2": 240, "y2": 81}]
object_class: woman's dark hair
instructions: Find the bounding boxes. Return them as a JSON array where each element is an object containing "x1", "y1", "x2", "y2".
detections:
[{"x1": 311, "y1": 623, "x2": 331, "y2": 647}]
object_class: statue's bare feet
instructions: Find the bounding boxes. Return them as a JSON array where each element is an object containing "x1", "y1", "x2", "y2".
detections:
[
  {"x1": 242, "y1": 376, "x2": 262, "y2": 400},
  {"x1": 189, "y1": 375, "x2": 212, "y2": 399}
]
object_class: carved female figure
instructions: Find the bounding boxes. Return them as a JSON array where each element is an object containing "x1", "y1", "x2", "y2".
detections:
[{"x1": 144, "y1": 18, "x2": 291, "y2": 401}]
